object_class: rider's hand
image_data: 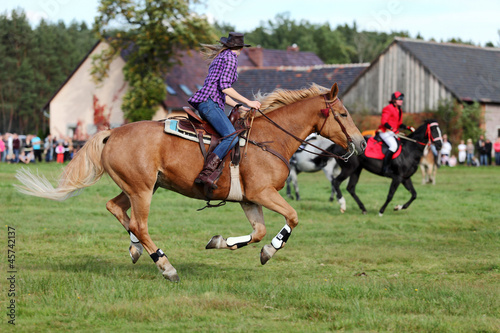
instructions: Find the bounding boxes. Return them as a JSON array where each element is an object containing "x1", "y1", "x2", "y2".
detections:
[
  {"x1": 408, "y1": 126, "x2": 415, "y2": 132},
  {"x1": 247, "y1": 100, "x2": 261, "y2": 109}
]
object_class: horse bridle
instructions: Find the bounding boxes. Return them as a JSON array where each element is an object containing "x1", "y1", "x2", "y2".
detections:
[
  {"x1": 249, "y1": 94, "x2": 356, "y2": 168},
  {"x1": 318, "y1": 95, "x2": 356, "y2": 161},
  {"x1": 398, "y1": 122, "x2": 442, "y2": 146}
]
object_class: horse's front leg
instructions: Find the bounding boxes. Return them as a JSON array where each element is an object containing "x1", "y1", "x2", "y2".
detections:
[
  {"x1": 431, "y1": 165, "x2": 437, "y2": 185},
  {"x1": 206, "y1": 202, "x2": 266, "y2": 250},
  {"x1": 286, "y1": 167, "x2": 300, "y2": 200},
  {"x1": 106, "y1": 192, "x2": 144, "y2": 263},
  {"x1": 345, "y1": 167, "x2": 367, "y2": 214},
  {"x1": 394, "y1": 178, "x2": 417, "y2": 211},
  {"x1": 323, "y1": 159, "x2": 337, "y2": 202},
  {"x1": 420, "y1": 164, "x2": 426, "y2": 184},
  {"x1": 250, "y1": 188, "x2": 299, "y2": 265},
  {"x1": 379, "y1": 177, "x2": 402, "y2": 216},
  {"x1": 332, "y1": 173, "x2": 348, "y2": 213}
]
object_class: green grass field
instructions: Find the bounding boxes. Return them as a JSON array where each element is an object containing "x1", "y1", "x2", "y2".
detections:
[{"x1": 0, "y1": 163, "x2": 499, "y2": 332}]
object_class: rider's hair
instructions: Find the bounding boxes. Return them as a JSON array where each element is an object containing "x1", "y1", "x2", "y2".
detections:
[{"x1": 200, "y1": 43, "x2": 243, "y2": 63}]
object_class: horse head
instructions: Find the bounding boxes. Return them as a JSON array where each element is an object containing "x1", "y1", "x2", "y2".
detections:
[
  {"x1": 410, "y1": 119, "x2": 443, "y2": 150},
  {"x1": 316, "y1": 83, "x2": 366, "y2": 160}
]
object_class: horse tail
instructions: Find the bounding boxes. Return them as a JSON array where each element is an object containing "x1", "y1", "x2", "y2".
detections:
[{"x1": 15, "y1": 130, "x2": 112, "y2": 201}]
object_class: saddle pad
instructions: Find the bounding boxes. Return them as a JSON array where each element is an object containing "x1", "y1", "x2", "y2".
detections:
[
  {"x1": 364, "y1": 136, "x2": 402, "y2": 160},
  {"x1": 164, "y1": 119, "x2": 246, "y2": 147}
]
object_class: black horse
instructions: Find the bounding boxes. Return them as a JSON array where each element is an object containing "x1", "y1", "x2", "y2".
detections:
[{"x1": 331, "y1": 120, "x2": 443, "y2": 216}]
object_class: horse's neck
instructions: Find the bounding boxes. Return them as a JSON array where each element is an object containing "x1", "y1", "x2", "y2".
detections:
[
  {"x1": 256, "y1": 102, "x2": 318, "y2": 157},
  {"x1": 405, "y1": 129, "x2": 428, "y2": 157}
]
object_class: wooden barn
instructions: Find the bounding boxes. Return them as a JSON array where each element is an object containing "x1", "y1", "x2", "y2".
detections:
[{"x1": 342, "y1": 37, "x2": 500, "y2": 141}]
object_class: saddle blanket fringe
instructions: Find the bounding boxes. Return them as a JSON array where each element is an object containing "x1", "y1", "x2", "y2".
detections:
[{"x1": 226, "y1": 163, "x2": 243, "y2": 201}]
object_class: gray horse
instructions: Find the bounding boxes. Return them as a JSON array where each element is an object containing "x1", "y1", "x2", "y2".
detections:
[{"x1": 286, "y1": 134, "x2": 341, "y2": 202}]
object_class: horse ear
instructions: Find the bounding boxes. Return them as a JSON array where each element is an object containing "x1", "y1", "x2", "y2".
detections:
[{"x1": 329, "y1": 83, "x2": 339, "y2": 100}]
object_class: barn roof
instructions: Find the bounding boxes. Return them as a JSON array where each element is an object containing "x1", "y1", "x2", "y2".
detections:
[
  {"x1": 232, "y1": 64, "x2": 369, "y2": 99},
  {"x1": 163, "y1": 47, "x2": 325, "y2": 109},
  {"x1": 238, "y1": 47, "x2": 324, "y2": 68},
  {"x1": 395, "y1": 38, "x2": 500, "y2": 103}
]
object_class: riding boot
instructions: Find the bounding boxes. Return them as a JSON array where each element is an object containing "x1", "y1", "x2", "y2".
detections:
[
  {"x1": 381, "y1": 150, "x2": 394, "y2": 175},
  {"x1": 195, "y1": 153, "x2": 222, "y2": 189}
]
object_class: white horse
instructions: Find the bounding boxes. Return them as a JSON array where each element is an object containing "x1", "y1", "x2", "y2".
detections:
[{"x1": 286, "y1": 134, "x2": 341, "y2": 201}]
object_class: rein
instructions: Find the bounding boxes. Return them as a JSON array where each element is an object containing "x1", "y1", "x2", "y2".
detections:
[
  {"x1": 397, "y1": 122, "x2": 441, "y2": 146},
  {"x1": 249, "y1": 95, "x2": 356, "y2": 165}
]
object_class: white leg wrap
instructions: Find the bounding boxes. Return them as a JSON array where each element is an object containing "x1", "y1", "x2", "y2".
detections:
[
  {"x1": 271, "y1": 224, "x2": 292, "y2": 250},
  {"x1": 226, "y1": 235, "x2": 252, "y2": 248},
  {"x1": 338, "y1": 196, "x2": 346, "y2": 211},
  {"x1": 130, "y1": 232, "x2": 140, "y2": 243}
]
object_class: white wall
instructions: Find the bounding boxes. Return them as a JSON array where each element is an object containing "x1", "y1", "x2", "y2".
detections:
[
  {"x1": 484, "y1": 104, "x2": 500, "y2": 141},
  {"x1": 49, "y1": 42, "x2": 128, "y2": 139}
]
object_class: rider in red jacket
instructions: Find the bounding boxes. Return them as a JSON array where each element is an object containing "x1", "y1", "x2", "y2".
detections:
[{"x1": 378, "y1": 91, "x2": 413, "y2": 174}]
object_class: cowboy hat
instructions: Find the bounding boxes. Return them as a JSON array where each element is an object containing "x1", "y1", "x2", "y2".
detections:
[{"x1": 219, "y1": 32, "x2": 251, "y2": 48}]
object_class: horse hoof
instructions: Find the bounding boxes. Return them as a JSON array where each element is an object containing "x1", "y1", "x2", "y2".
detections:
[
  {"x1": 162, "y1": 267, "x2": 180, "y2": 282},
  {"x1": 378, "y1": 212, "x2": 384, "y2": 217},
  {"x1": 362, "y1": 211, "x2": 367, "y2": 215},
  {"x1": 394, "y1": 205, "x2": 403, "y2": 211},
  {"x1": 340, "y1": 208, "x2": 345, "y2": 214},
  {"x1": 260, "y1": 244, "x2": 277, "y2": 265},
  {"x1": 129, "y1": 243, "x2": 143, "y2": 264},
  {"x1": 206, "y1": 235, "x2": 226, "y2": 249}
]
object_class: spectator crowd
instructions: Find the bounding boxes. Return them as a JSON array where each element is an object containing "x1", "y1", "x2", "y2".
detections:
[
  {"x1": 0, "y1": 133, "x2": 77, "y2": 164},
  {"x1": 1, "y1": 132, "x2": 500, "y2": 167},
  {"x1": 430, "y1": 134, "x2": 500, "y2": 167}
]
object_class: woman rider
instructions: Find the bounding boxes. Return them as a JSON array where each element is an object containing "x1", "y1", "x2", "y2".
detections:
[{"x1": 188, "y1": 32, "x2": 261, "y2": 189}]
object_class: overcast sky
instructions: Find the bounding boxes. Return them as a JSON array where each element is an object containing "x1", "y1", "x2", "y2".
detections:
[{"x1": 3, "y1": 0, "x2": 499, "y2": 46}]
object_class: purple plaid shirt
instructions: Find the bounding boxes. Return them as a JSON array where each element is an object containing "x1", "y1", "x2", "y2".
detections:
[{"x1": 189, "y1": 49, "x2": 238, "y2": 109}]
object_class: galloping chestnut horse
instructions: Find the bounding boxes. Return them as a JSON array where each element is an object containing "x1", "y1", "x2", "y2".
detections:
[
  {"x1": 331, "y1": 120, "x2": 443, "y2": 216},
  {"x1": 15, "y1": 83, "x2": 366, "y2": 282}
]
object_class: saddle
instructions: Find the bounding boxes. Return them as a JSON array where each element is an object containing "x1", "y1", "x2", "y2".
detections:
[
  {"x1": 364, "y1": 132, "x2": 402, "y2": 160},
  {"x1": 164, "y1": 105, "x2": 252, "y2": 200}
]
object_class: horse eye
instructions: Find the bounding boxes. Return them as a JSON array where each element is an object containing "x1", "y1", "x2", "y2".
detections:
[{"x1": 340, "y1": 113, "x2": 348, "y2": 118}]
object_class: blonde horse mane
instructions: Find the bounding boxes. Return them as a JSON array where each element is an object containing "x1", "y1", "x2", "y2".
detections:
[{"x1": 254, "y1": 83, "x2": 330, "y2": 116}]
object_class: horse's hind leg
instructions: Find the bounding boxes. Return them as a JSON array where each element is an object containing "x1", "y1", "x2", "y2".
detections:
[
  {"x1": 206, "y1": 202, "x2": 266, "y2": 250},
  {"x1": 106, "y1": 192, "x2": 143, "y2": 263},
  {"x1": 128, "y1": 192, "x2": 179, "y2": 282},
  {"x1": 394, "y1": 178, "x2": 417, "y2": 211}
]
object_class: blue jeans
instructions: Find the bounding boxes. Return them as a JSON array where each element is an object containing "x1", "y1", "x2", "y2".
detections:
[
  {"x1": 195, "y1": 98, "x2": 238, "y2": 159},
  {"x1": 467, "y1": 153, "x2": 474, "y2": 166},
  {"x1": 480, "y1": 154, "x2": 488, "y2": 166}
]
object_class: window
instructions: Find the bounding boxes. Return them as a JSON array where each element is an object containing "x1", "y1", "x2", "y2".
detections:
[
  {"x1": 166, "y1": 85, "x2": 177, "y2": 95},
  {"x1": 179, "y1": 84, "x2": 193, "y2": 96}
]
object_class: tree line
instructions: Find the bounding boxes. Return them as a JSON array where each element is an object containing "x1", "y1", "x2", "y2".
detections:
[
  {"x1": 0, "y1": 10, "x2": 96, "y2": 135},
  {"x1": 1, "y1": 4, "x2": 497, "y2": 134}
]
